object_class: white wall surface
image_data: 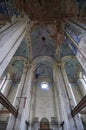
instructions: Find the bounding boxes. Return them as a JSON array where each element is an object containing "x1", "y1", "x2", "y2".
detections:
[{"x1": 34, "y1": 85, "x2": 55, "y2": 122}]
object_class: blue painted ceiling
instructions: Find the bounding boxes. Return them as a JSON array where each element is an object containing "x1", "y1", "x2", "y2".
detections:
[
  {"x1": 11, "y1": 60, "x2": 24, "y2": 83},
  {"x1": 30, "y1": 25, "x2": 56, "y2": 59},
  {"x1": 0, "y1": 0, "x2": 19, "y2": 18},
  {"x1": 60, "y1": 41, "x2": 74, "y2": 58},
  {"x1": 14, "y1": 38, "x2": 29, "y2": 58},
  {"x1": 64, "y1": 57, "x2": 80, "y2": 82}
]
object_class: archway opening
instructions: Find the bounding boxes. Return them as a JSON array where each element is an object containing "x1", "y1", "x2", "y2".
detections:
[{"x1": 40, "y1": 118, "x2": 50, "y2": 129}]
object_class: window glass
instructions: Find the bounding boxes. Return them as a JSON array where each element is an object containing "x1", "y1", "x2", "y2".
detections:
[{"x1": 0, "y1": 76, "x2": 7, "y2": 90}]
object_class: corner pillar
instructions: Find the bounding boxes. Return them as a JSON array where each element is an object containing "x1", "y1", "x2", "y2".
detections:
[{"x1": 61, "y1": 62, "x2": 84, "y2": 130}]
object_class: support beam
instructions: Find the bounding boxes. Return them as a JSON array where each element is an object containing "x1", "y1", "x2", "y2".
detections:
[
  {"x1": 0, "y1": 92, "x2": 18, "y2": 117},
  {"x1": 71, "y1": 95, "x2": 86, "y2": 117}
]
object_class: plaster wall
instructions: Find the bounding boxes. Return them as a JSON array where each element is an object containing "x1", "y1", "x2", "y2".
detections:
[{"x1": 34, "y1": 85, "x2": 55, "y2": 122}]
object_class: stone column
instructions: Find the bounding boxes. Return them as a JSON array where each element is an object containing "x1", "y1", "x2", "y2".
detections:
[
  {"x1": 53, "y1": 62, "x2": 84, "y2": 130},
  {"x1": 54, "y1": 62, "x2": 71, "y2": 130},
  {"x1": 53, "y1": 63, "x2": 61, "y2": 129},
  {"x1": 61, "y1": 62, "x2": 84, "y2": 130},
  {"x1": 29, "y1": 84, "x2": 36, "y2": 123},
  {"x1": 0, "y1": 19, "x2": 26, "y2": 77},
  {"x1": 6, "y1": 64, "x2": 32, "y2": 130},
  {"x1": 31, "y1": 85, "x2": 38, "y2": 130},
  {"x1": 77, "y1": 79, "x2": 86, "y2": 96},
  {"x1": 19, "y1": 64, "x2": 33, "y2": 130}
]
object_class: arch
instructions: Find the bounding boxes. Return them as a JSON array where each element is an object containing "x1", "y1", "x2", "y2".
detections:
[
  {"x1": 9, "y1": 56, "x2": 28, "y2": 83},
  {"x1": 40, "y1": 118, "x2": 50, "y2": 129},
  {"x1": 32, "y1": 56, "x2": 54, "y2": 64},
  {"x1": 75, "y1": 64, "x2": 86, "y2": 79},
  {"x1": 10, "y1": 56, "x2": 27, "y2": 66},
  {"x1": 5, "y1": 64, "x2": 14, "y2": 79},
  {"x1": 74, "y1": 64, "x2": 83, "y2": 79},
  {"x1": 32, "y1": 56, "x2": 54, "y2": 72},
  {"x1": 32, "y1": 56, "x2": 54, "y2": 81},
  {"x1": 61, "y1": 55, "x2": 76, "y2": 63},
  {"x1": 40, "y1": 118, "x2": 49, "y2": 123},
  {"x1": 61, "y1": 55, "x2": 80, "y2": 82}
]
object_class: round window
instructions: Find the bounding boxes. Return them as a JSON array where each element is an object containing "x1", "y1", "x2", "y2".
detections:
[{"x1": 41, "y1": 82, "x2": 48, "y2": 90}]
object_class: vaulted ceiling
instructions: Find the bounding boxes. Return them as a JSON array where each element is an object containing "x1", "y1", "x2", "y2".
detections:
[
  {"x1": 13, "y1": 0, "x2": 86, "y2": 21},
  {"x1": 0, "y1": 0, "x2": 86, "y2": 83},
  {"x1": 30, "y1": 25, "x2": 56, "y2": 58}
]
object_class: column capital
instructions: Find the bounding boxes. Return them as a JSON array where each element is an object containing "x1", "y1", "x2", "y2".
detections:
[
  {"x1": 24, "y1": 63, "x2": 33, "y2": 70},
  {"x1": 54, "y1": 61, "x2": 63, "y2": 67}
]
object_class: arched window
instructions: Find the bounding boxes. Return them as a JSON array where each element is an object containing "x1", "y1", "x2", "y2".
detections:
[
  {"x1": 0, "y1": 73, "x2": 10, "y2": 92},
  {"x1": 82, "y1": 74, "x2": 86, "y2": 90},
  {"x1": 0, "y1": 75, "x2": 7, "y2": 91},
  {"x1": 79, "y1": 71, "x2": 86, "y2": 91},
  {"x1": 41, "y1": 82, "x2": 49, "y2": 90},
  {"x1": 40, "y1": 118, "x2": 50, "y2": 129},
  {"x1": 83, "y1": 75, "x2": 86, "y2": 83}
]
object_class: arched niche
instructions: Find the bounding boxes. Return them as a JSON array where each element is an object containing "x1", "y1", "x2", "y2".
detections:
[
  {"x1": 9, "y1": 56, "x2": 27, "y2": 83},
  {"x1": 32, "y1": 56, "x2": 54, "y2": 82},
  {"x1": 61, "y1": 55, "x2": 80, "y2": 82},
  {"x1": 40, "y1": 118, "x2": 50, "y2": 129}
]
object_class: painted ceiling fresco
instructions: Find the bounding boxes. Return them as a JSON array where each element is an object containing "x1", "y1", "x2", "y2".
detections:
[
  {"x1": 0, "y1": 0, "x2": 19, "y2": 18},
  {"x1": 11, "y1": 60, "x2": 24, "y2": 83},
  {"x1": 60, "y1": 41, "x2": 74, "y2": 58},
  {"x1": 0, "y1": 0, "x2": 86, "y2": 83},
  {"x1": 14, "y1": 38, "x2": 29, "y2": 58},
  {"x1": 64, "y1": 57, "x2": 80, "y2": 82},
  {"x1": 34, "y1": 60, "x2": 53, "y2": 80},
  {"x1": 30, "y1": 25, "x2": 56, "y2": 59}
]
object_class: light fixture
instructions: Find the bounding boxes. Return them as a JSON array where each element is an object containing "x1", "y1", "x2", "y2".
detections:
[{"x1": 41, "y1": 81, "x2": 48, "y2": 89}]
